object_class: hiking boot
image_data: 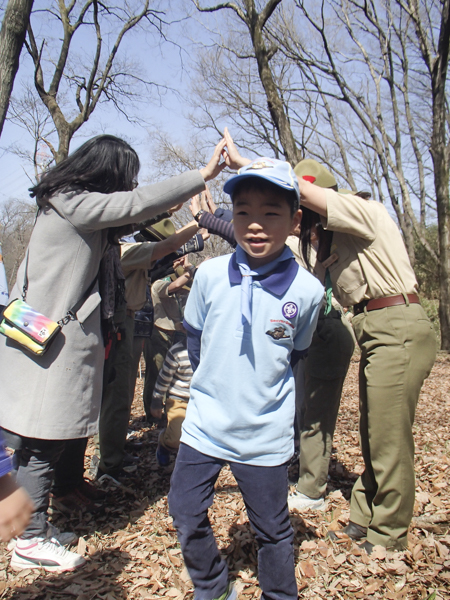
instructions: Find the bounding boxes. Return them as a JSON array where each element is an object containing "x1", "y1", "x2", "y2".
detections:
[
  {"x1": 288, "y1": 491, "x2": 326, "y2": 512},
  {"x1": 7, "y1": 522, "x2": 77, "y2": 551},
  {"x1": 11, "y1": 536, "x2": 85, "y2": 572},
  {"x1": 359, "y1": 540, "x2": 374, "y2": 554},
  {"x1": 123, "y1": 452, "x2": 140, "y2": 466},
  {"x1": 328, "y1": 521, "x2": 367, "y2": 541},
  {"x1": 77, "y1": 479, "x2": 107, "y2": 502}
]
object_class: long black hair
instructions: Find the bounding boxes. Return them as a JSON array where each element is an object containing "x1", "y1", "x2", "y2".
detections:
[
  {"x1": 299, "y1": 190, "x2": 371, "y2": 270},
  {"x1": 30, "y1": 135, "x2": 140, "y2": 207}
]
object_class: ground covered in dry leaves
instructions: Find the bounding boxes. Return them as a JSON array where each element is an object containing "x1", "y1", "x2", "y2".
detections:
[{"x1": 1, "y1": 354, "x2": 449, "y2": 599}]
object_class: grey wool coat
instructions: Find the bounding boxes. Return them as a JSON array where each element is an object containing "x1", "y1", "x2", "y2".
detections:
[{"x1": 0, "y1": 171, "x2": 205, "y2": 440}]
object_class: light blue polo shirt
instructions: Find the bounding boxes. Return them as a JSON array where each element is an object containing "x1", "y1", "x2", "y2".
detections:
[{"x1": 181, "y1": 248, "x2": 324, "y2": 466}]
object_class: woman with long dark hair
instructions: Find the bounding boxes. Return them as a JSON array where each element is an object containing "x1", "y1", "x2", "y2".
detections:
[{"x1": 0, "y1": 134, "x2": 226, "y2": 572}]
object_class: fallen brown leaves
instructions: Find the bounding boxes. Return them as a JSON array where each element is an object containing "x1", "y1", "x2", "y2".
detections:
[{"x1": 1, "y1": 354, "x2": 449, "y2": 599}]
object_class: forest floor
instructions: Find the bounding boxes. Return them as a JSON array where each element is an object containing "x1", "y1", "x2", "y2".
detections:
[{"x1": 1, "y1": 354, "x2": 449, "y2": 600}]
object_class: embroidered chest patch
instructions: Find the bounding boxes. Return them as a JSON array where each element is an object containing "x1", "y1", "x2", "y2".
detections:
[{"x1": 282, "y1": 302, "x2": 298, "y2": 319}]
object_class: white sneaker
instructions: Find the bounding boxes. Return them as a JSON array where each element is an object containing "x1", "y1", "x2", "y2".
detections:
[
  {"x1": 10, "y1": 536, "x2": 85, "y2": 572},
  {"x1": 288, "y1": 491, "x2": 326, "y2": 512},
  {"x1": 7, "y1": 522, "x2": 77, "y2": 551}
]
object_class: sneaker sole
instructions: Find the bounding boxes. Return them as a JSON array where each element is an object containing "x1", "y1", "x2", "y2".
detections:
[
  {"x1": 288, "y1": 499, "x2": 327, "y2": 512},
  {"x1": 11, "y1": 553, "x2": 86, "y2": 573}
]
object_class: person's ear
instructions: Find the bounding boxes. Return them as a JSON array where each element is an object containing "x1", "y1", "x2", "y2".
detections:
[{"x1": 290, "y1": 209, "x2": 302, "y2": 236}]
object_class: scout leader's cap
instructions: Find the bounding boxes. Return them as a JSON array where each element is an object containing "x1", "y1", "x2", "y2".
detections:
[
  {"x1": 140, "y1": 218, "x2": 175, "y2": 242},
  {"x1": 223, "y1": 158, "x2": 300, "y2": 203},
  {"x1": 294, "y1": 159, "x2": 337, "y2": 189}
]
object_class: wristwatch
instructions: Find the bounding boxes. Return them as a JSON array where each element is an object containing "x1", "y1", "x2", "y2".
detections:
[{"x1": 194, "y1": 209, "x2": 205, "y2": 222}]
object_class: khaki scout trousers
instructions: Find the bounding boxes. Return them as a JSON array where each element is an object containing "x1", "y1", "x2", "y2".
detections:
[
  {"x1": 159, "y1": 397, "x2": 188, "y2": 450},
  {"x1": 295, "y1": 310, "x2": 355, "y2": 498},
  {"x1": 350, "y1": 303, "x2": 436, "y2": 549}
]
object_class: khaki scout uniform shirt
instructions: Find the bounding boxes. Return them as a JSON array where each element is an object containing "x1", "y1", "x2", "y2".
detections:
[
  {"x1": 120, "y1": 241, "x2": 156, "y2": 311},
  {"x1": 314, "y1": 191, "x2": 418, "y2": 307},
  {"x1": 286, "y1": 236, "x2": 343, "y2": 311},
  {"x1": 152, "y1": 278, "x2": 189, "y2": 332}
]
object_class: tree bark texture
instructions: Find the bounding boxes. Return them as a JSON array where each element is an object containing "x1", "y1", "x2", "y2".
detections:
[{"x1": 0, "y1": 0, "x2": 34, "y2": 138}]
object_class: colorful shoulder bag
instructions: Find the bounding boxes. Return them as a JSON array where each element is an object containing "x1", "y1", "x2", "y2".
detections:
[{"x1": 0, "y1": 244, "x2": 98, "y2": 356}]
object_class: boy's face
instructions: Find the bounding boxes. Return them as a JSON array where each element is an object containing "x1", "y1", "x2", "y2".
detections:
[{"x1": 233, "y1": 187, "x2": 302, "y2": 269}]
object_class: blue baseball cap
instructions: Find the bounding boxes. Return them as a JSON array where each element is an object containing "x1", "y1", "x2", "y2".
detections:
[{"x1": 223, "y1": 158, "x2": 300, "y2": 204}]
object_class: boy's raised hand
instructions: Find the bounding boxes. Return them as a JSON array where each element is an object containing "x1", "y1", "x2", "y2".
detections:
[{"x1": 222, "y1": 128, "x2": 252, "y2": 170}]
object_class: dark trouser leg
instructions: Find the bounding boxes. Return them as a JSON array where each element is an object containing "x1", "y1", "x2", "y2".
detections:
[
  {"x1": 296, "y1": 313, "x2": 354, "y2": 499},
  {"x1": 297, "y1": 375, "x2": 345, "y2": 498},
  {"x1": 52, "y1": 437, "x2": 88, "y2": 497},
  {"x1": 99, "y1": 314, "x2": 135, "y2": 474},
  {"x1": 142, "y1": 329, "x2": 174, "y2": 420},
  {"x1": 16, "y1": 437, "x2": 66, "y2": 538},
  {"x1": 231, "y1": 461, "x2": 297, "y2": 600},
  {"x1": 168, "y1": 444, "x2": 228, "y2": 600},
  {"x1": 350, "y1": 304, "x2": 436, "y2": 549}
]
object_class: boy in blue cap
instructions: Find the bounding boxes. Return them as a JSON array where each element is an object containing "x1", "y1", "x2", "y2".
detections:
[{"x1": 168, "y1": 158, "x2": 324, "y2": 600}]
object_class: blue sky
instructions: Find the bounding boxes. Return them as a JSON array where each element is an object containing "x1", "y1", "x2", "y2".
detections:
[{"x1": 0, "y1": 1, "x2": 223, "y2": 204}]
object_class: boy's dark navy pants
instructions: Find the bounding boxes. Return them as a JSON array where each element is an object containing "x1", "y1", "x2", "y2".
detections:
[{"x1": 168, "y1": 443, "x2": 298, "y2": 600}]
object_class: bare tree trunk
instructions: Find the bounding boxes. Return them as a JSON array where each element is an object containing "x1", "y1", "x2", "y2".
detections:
[
  {"x1": 196, "y1": 0, "x2": 302, "y2": 165},
  {"x1": 405, "y1": 0, "x2": 450, "y2": 349},
  {"x1": 0, "y1": 0, "x2": 33, "y2": 138}
]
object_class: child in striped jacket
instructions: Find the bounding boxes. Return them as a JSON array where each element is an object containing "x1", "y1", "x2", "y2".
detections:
[{"x1": 150, "y1": 335, "x2": 193, "y2": 466}]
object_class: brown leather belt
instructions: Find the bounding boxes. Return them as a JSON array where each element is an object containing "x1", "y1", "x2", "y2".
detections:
[{"x1": 353, "y1": 294, "x2": 420, "y2": 316}]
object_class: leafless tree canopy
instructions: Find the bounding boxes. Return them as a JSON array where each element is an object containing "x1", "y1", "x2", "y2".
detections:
[
  {"x1": 0, "y1": 197, "x2": 35, "y2": 288},
  {"x1": 191, "y1": 0, "x2": 450, "y2": 347},
  {"x1": 23, "y1": 0, "x2": 171, "y2": 163}
]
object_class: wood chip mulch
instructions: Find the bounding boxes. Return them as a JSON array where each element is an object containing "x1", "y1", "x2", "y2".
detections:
[{"x1": 1, "y1": 354, "x2": 449, "y2": 599}]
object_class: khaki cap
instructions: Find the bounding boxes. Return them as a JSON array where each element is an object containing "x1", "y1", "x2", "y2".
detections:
[
  {"x1": 142, "y1": 218, "x2": 175, "y2": 242},
  {"x1": 294, "y1": 159, "x2": 337, "y2": 189}
]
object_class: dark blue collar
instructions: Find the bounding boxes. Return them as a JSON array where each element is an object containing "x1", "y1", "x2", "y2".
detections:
[{"x1": 228, "y1": 248, "x2": 299, "y2": 296}]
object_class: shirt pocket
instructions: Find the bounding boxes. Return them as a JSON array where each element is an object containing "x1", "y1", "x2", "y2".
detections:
[{"x1": 329, "y1": 244, "x2": 366, "y2": 296}]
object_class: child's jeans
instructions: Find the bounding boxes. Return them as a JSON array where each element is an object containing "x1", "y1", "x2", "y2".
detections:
[{"x1": 168, "y1": 443, "x2": 297, "y2": 600}]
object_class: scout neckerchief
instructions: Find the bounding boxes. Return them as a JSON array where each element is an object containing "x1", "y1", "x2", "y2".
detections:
[
  {"x1": 235, "y1": 245, "x2": 293, "y2": 326},
  {"x1": 317, "y1": 229, "x2": 335, "y2": 316}
]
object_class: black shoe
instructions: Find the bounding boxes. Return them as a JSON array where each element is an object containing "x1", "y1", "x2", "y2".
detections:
[
  {"x1": 328, "y1": 521, "x2": 367, "y2": 541},
  {"x1": 125, "y1": 440, "x2": 143, "y2": 451},
  {"x1": 96, "y1": 467, "x2": 136, "y2": 481},
  {"x1": 359, "y1": 540, "x2": 374, "y2": 554},
  {"x1": 123, "y1": 452, "x2": 139, "y2": 466}
]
